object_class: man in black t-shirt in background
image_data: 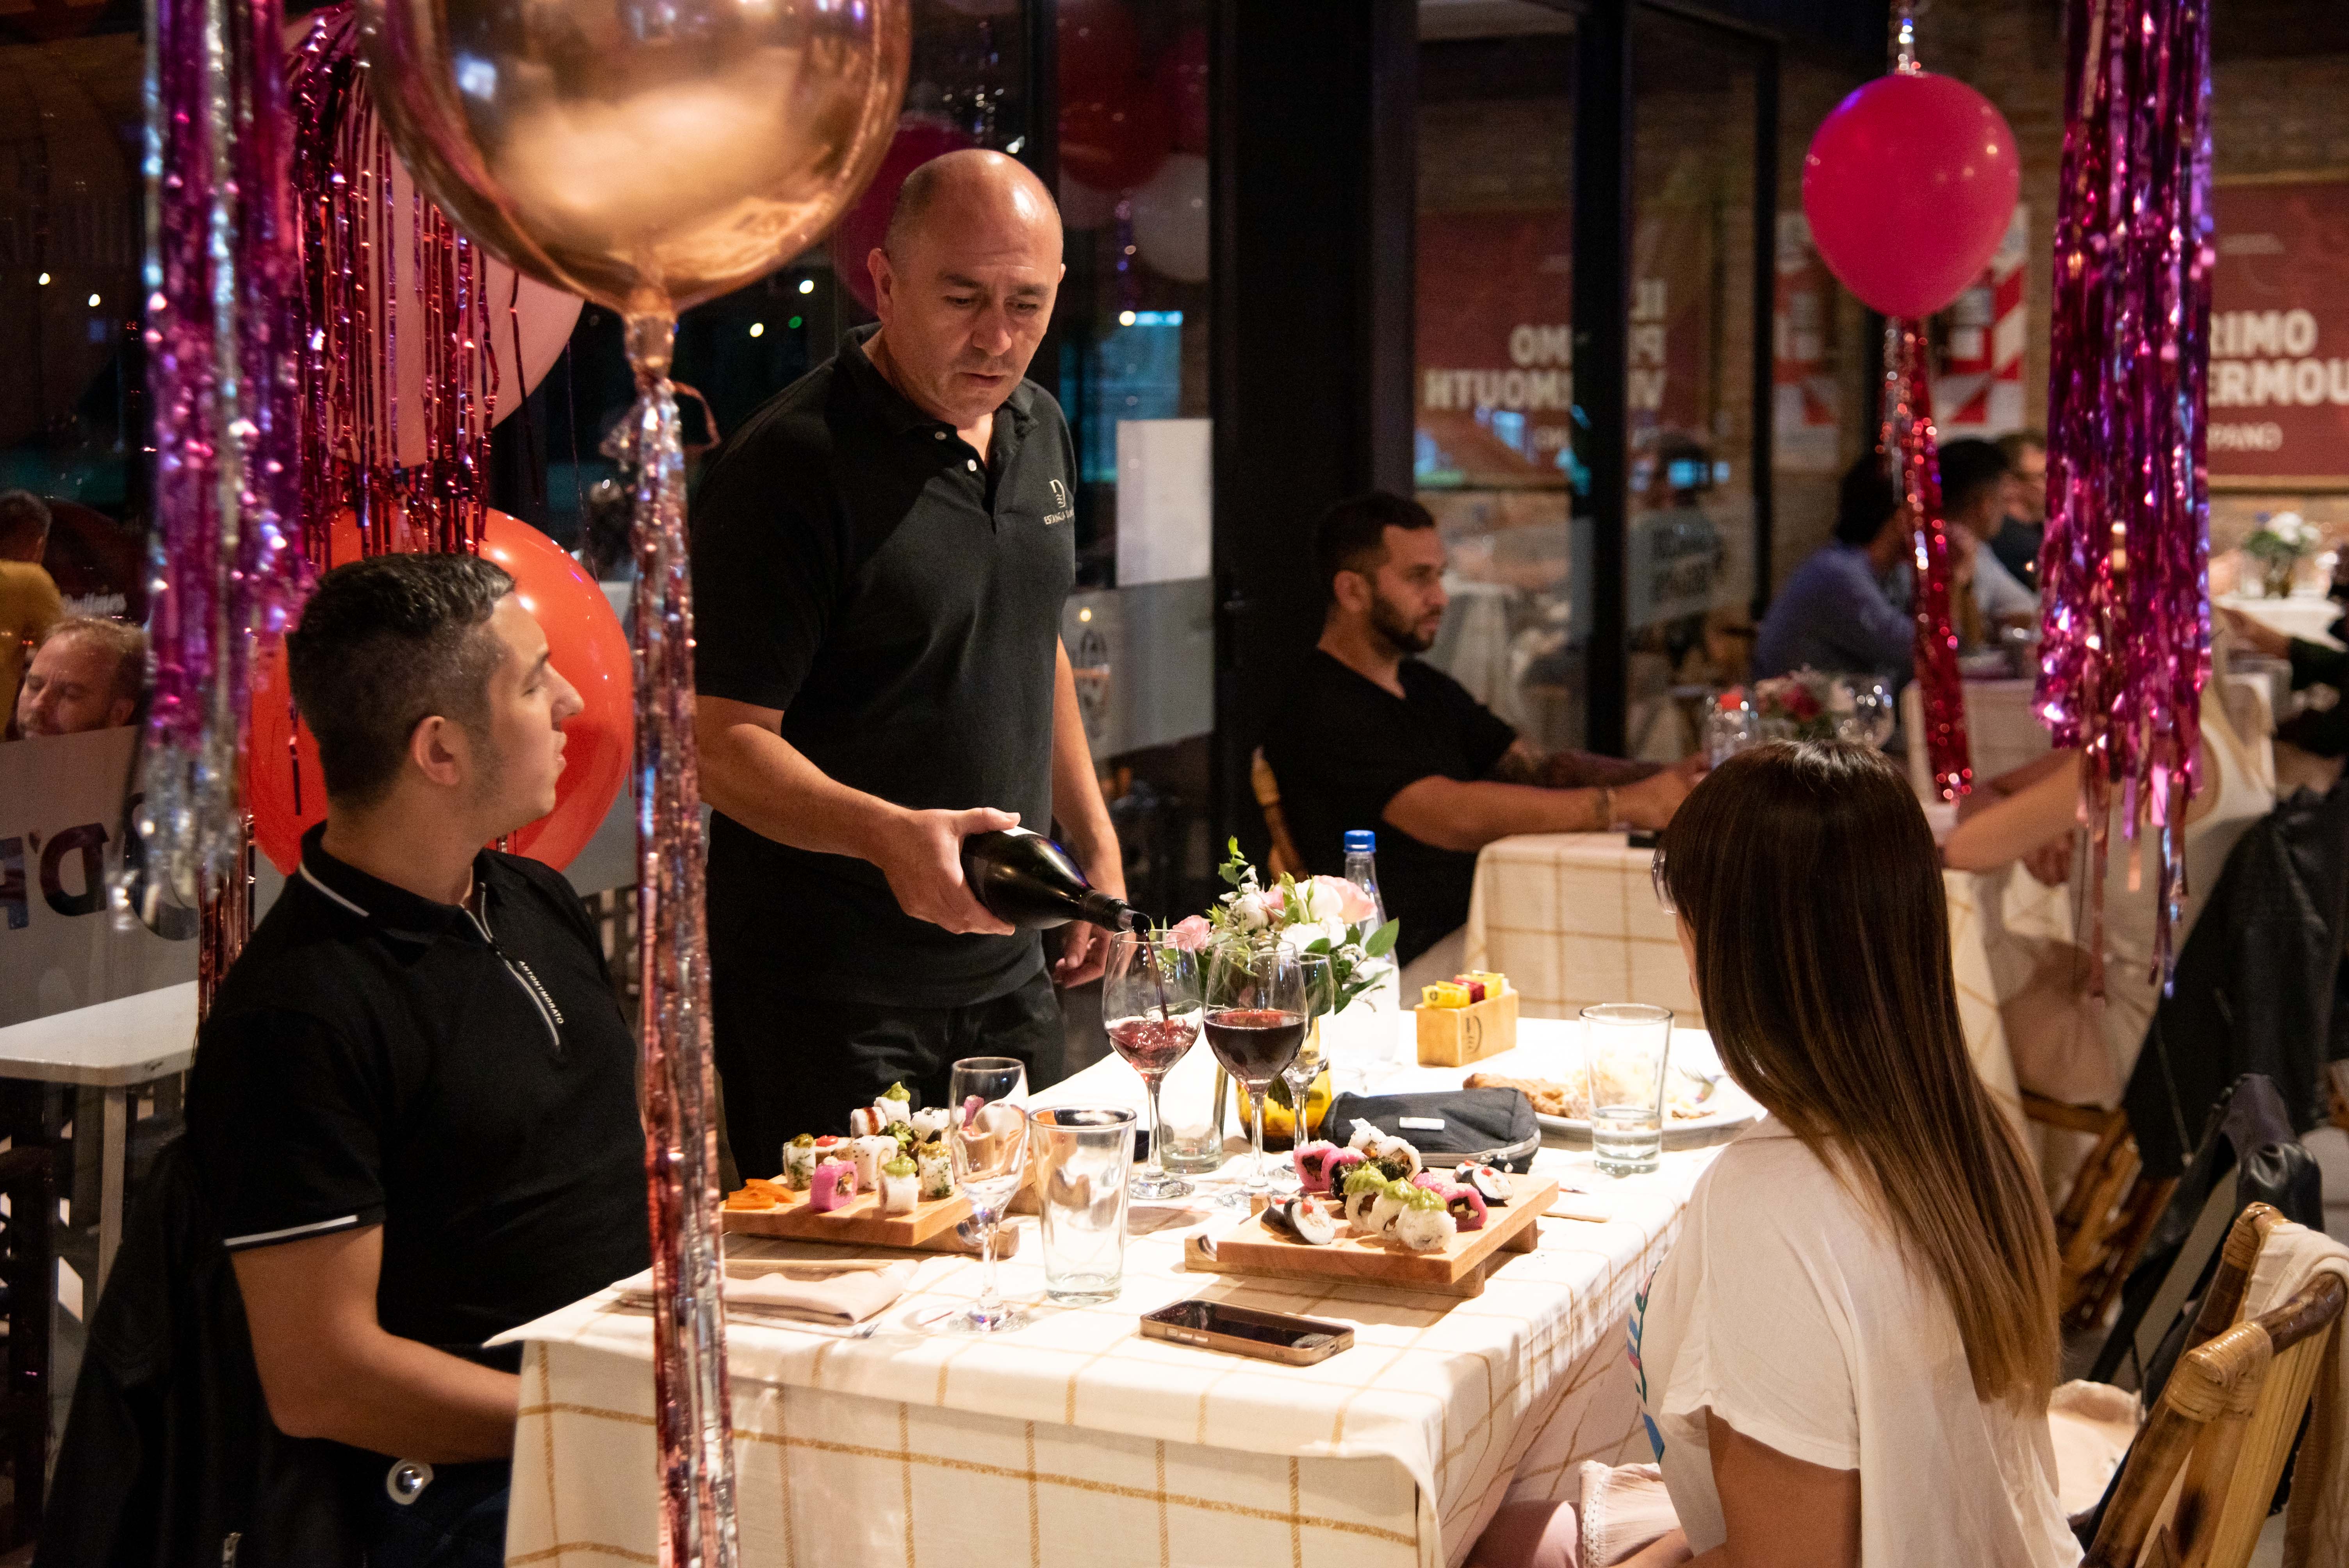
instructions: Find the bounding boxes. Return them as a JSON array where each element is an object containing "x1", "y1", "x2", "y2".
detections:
[
  {"x1": 691, "y1": 151, "x2": 1121, "y2": 1164},
  {"x1": 1264, "y1": 493, "x2": 1694, "y2": 969},
  {"x1": 187, "y1": 555, "x2": 649, "y2": 1566}
]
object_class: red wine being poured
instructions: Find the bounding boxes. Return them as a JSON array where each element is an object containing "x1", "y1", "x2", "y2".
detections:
[
  {"x1": 1107, "y1": 1016, "x2": 1198, "y2": 1077},
  {"x1": 1204, "y1": 1008, "x2": 1306, "y2": 1082},
  {"x1": 961, "y1": 827, "x2": 1134, "y2": 930}
]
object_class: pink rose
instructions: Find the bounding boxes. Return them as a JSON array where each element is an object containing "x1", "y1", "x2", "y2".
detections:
[
  {"x1": 1310, "y1": 874, "x2": 1378, "y2": 925},
  {"x1": 1167, "y1": 915, "x2": 1214, "y2": 952}
]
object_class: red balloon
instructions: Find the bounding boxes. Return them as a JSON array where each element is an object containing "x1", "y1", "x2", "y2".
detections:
[
  {"x1": 246, "y1": 510, "x2": 631, "y2": 875},
  {"x1": 829, "y1": 117, "x2": 978, "y2": 313},
  {"x1": 1057, "y1": 0, "x2": 1169, "y2": 193},
  {"x1": 1800, "y1": 72, "x2": 2020, "y2": 320},
  {"x1": 1154, "y1": 25, "x2": 1209, "y2": 156}
]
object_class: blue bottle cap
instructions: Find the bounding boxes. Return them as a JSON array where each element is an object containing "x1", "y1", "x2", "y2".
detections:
[{"x1": 1344, "y1": 830, "x2": 1377, "y2": 853}]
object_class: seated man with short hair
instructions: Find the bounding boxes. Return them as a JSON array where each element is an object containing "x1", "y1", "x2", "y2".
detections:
[
  {"x1": 15, "y1": 615, "x2": 147, "y2": 736},
  {"x1": 1263, "y1": 492, "x2": 1691, "y2": 971},
  {"x1": 186, "y1": 554, "x2": 649, "y2": 1566},
  {"x1": 1754, "y1": 457, "x2": 1917, "y2": 686}
]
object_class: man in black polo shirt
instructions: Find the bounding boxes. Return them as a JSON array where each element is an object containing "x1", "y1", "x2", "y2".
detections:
[
  {"x1": 692, "y1": 149, "x2": 1121, "y2": 1163},
  {"x1": 1264, "y1": 493, "x2": 1693, "y2": 972},
  {"x1": 186, "y1": 554, "x2": 648, "y2": 1566}
]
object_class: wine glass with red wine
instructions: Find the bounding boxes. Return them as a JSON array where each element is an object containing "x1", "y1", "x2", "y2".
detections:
[
  {"x1": 1204, "y1": 941, "x2": 1308, "y2": 1197},
  {"x1": 1102, "y1": 933, "x2": 1203, "y2": 1200}
]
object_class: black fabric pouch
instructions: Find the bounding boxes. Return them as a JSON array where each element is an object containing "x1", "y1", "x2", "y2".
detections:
[{"x1": 1321, "y1": 1089, "x2": 1541, "y2": 1172}]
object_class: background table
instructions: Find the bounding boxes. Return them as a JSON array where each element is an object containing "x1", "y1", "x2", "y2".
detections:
[
  {"x1": 499, "y1": 1018, "x2": 1742, "y2": 1567},
  {"x1": 1463, "y1": 835, "x2": 2036, "y2": 1139}
]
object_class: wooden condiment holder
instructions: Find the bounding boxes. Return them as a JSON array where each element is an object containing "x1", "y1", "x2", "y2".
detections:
[{"x1": 1415, "y1": 986, "x2": 1520, "y2": 1067}]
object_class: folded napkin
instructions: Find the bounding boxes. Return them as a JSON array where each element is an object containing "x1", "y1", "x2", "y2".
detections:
[{"x1": 617, "y1": 1259, "x2": 918, "y2": 1326}]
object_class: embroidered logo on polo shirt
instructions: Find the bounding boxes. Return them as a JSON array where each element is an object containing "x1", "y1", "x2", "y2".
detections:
[{"x1": 1043, "y1": 478, "x2": 1074, "y2": 526}]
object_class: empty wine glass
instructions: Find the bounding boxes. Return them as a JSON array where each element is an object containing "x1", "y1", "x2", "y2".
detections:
[
  {"x1": 1204, "y1": 942, "x2": 1308, "y2": 1200},
  {"x1": 1103, "y1": 932, "x2": 1203, "y2": 1200},
  {"x1": 1843, "y1": 677, "x2": 1896, "y2": 748},
  {"x1": 1270, "y1": 952, "x2": 1336, "y2": 1192},
  {"x1": 929, "y1": 1056, "x2": 1029, "y2": 1334}
]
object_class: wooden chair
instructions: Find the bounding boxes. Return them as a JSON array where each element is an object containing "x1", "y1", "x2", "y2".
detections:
[
  {"x1": 2084, "y1": 1202, "x2": 2347, "y2": 1568},
  {"x1": 1249, "y1": 748, "x2": 1305, "y2": 882},
  {"x1": 2027, "y1": 1094, "x2": 2178, "y2": 1332}
]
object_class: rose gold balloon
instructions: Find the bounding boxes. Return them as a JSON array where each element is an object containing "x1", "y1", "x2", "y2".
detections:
[{"x1": 358, "y1": 0, "x2": 910, "y2": 315}]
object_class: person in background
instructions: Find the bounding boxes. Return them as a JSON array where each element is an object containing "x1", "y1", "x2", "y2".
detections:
[
  {"x1": 1939, "y1": 438, "x2": 2037, "y2": 633},
  {"x1": 14, "y1": 616, "x2": 146, "y2": 738},
  {"x1": 1752, "y1": 456, "x2": 1915, "y2": 687},
  {"x1": 1992, "y1": 429, "x2": 2048, "y2": 592},
  {"x1": 0, "y1": 490, "x2": 61, "y2": 710},
  {"x1": 186, "y1": 554, "x2": 648, "y2": 1566},
  {"x1": 1607, "y1": 741, "x2": 2071, "y2": 1566},
  {"x1": 691, "y1": 150, "x2": 1120, "y2": 1160},
  {"x1": 1262, "y1": 491, "x2": 1692, "y2": 981},
  {"x1": 2224, "y1": 604, "x2": 2349, "y2": 758}
]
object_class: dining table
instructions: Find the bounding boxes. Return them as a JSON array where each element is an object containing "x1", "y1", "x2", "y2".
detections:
[{"x1": 496, "y1": 1015, "x2": 1750, "y2": 1567}]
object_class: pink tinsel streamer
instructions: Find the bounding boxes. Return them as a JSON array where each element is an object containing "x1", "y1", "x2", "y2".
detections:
[
  {"x1": 2039, "y1": 0, "x2": 2213, "y2": 989},
  {"x1": 116, "y1": 0, "x2": 306, "y2": 953},
  {"x1": 1886, "y1": 319, "x2": 1973, "y2": 801}
]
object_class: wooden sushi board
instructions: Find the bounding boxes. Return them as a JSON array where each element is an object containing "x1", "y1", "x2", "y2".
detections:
[
  {"x1": 720, "y1": 1172, "x2": 1030, "y2": 1255},
  {"x1": 1182, "y1": 1173, "x2": 1556, "y2": 1297}
]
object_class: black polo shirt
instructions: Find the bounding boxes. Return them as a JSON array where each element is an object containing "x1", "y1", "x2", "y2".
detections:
[
  {"x1": 690, "y1": 323, "x2": 1078, "y2": 1007},
  {"x1": 1261, "y1": 650, "x2": 1517, "y2": 966},
  {"x1": 185, "y1": 825, "x2": 649, "y2": 1372}
]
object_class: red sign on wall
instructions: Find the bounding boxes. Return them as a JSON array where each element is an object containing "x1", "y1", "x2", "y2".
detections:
[
  {"x1": 2209, "y1": 178, "x2": 2349, "y2": 486},
  {"x1": 1415, "y1": 208, "x2": 1576, "y2": 489}
]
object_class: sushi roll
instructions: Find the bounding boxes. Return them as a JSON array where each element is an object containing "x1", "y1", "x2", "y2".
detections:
[
  {"x1": 847, "y1": 1106, "x2": 878, "y2": 1138},
  {"x1": 1409, "y1": 1170, "x2": 1446, "y2": 1191},
  {"x1": 807, "y1": 1158, "x2": 858, "y2": 1213},
  {"x1": 1346, "y1": 1119, "x2": 1383, "y2": 1153},
  {"x1": 781, "y1": 1135, "x2": 818, "y2": 1190},
  {"x1": 1340, "y1": 1166, "x2": 1393, "y2": 1232},
  {"x1": 1466, "y1": 1165, "x2": 1512, "y2": 1206},
  {"x1": 1392, "y1": 1187, "x2": 1458, "y2": 1253},
  {"x1": 909, "y1": 1106, "x2": 952, "y2": 1140},
  {"x1": 1324, "y1": 1148, "x2": 1366, "y2": 1190},
  {"x1": 1291, "y1": 1140, "x2": 1341, "y2": 1194},
  {"x1": 1368, "y1": 1137, "x2": 1422, "y2": 1183},
  {"x1": 809, "y1": 1135, "x2": 850, "y2": 1172},
  {"x1": 918, "y1": 1148, "x2": 956, "y2": 1201},
  {"x1": 880, "y1": 1156, "x2": 919, "y2": 1214},
  {"x1": 851, "y1": 1135, "x2": 895, "y2": 1190},
  {"x1": 879, "y1": 1081, "x2": 913, "y2": 1123},
  {"x1": 1264, "y1": 1194, "x2": 1339, "y2": 1245},
  {"x1": 1437, "y1": 1182, "x2": 1489, "y2": 1231},
  {"x1": 1367, "y1": 1183, "x2": 1419, "y2": 1238}
]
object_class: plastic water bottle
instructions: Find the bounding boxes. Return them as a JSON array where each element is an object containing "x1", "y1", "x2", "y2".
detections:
[{"x1": 1342, "y1": 830, "x2": 1402, "y2": 1015}]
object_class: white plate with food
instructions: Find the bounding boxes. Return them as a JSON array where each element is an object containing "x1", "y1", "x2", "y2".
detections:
[{"x1": 1466, "y1": 1051, "x2": 1763, "y2": 1137}]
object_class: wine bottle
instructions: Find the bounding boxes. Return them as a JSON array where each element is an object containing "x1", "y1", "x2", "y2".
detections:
[{"x1": 961, "y1": 827, "x2": 1133, "y2": 930}]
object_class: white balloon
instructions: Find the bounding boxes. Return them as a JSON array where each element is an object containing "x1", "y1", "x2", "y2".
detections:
[{"x1": 1129, "y1": 153, "x2": 1208, "y2": 284}]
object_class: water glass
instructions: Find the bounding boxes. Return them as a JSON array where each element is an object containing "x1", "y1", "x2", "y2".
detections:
[
  {"x1": 1027, "y1": 1107, "x2": 1137, "y2": 1304},
  {"x1": 1582, "y1": 1003, "x2": 1672, "y2": 1175}
]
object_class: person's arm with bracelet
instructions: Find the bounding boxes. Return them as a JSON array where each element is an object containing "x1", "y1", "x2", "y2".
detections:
[
  {"x1": 1381, "y1": 764, "x2": 1691, "y2": 853},
  {"x1": 235, "y1": 1227, "x2": 519, "y2": 1461}
]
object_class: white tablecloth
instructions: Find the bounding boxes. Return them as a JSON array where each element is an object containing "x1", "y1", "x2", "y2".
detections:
[
  {"x1": 1463, "y1": 835, "x2": 2035, "y2": 1140},
  {"x1": 498, "y1": 1019, "x2": 1735, "y2": 1567}
]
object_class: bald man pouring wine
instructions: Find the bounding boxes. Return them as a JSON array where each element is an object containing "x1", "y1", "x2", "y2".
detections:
[{"x1": 691, "y1": 150, "x2": 1124, "y2": 1167}]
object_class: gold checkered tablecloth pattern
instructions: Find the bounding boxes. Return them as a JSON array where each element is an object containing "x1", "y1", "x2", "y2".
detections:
[
  {"x1": 498, "y1": 1037, "x2": 1716, "y2": 1567},
  {"x1": 1464, "y1": 836, "x2": 2045, "y2": 1140}
]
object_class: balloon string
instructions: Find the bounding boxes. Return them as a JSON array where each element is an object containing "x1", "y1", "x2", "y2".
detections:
[{"x1": 609, "y1": 310, "x2": 740, "y2": 1568}]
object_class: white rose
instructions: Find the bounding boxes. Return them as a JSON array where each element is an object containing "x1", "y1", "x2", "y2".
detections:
[
  {"x1": 1230, "y1": 891, "x2": 1271, "y2": 932},
  {"x1": 1297, "y1": 878, "x2": 1342, "y2": 923}
]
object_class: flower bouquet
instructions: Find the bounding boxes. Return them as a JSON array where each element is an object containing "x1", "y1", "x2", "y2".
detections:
[
  {"x1": 1707, "y1": 670, "x2": 1891, "y2": 763},
  {"x1": 1169, "y1": 841, "x2": 1400, "y2": 1147},
  {"x1": 2244, "y1": 511, "x2": 2321, "y2": 599}
]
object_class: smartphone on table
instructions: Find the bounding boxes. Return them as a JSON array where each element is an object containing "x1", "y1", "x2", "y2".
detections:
[{"x1": 1136, "y1": 1299, "x2": 1355, "y2": 1365}]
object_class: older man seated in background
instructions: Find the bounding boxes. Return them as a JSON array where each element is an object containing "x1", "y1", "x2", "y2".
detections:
[
  {"x1": 1754, "y1": 457, "x2": 1916, "y2": 688},
  {"x1": 1264, "y1": 491, "x2": 1692, "y2": 984},
  {"x1": 1939, "y1": 437, "x2": 2038, "y2": 635},
  {"x1": 14, "y1": 615, "x2": 147, "y2": 738}
]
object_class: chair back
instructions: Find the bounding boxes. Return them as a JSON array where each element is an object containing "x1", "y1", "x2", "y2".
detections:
[
  {"x1": 2084, "y1": 1203, "x2": 2347, "y2": 1568},
  {"x1": 1250, "y1": 748, "x2": 1305, "y2": 882}
]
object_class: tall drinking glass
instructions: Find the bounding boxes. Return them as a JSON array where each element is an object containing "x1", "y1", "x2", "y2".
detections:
[
  {"x1": 1204, "y1": 942, "x2": 1307, "y2": 1199},
  {"x1": 1270, "y1": 952, "x2": 1336, "y2": 1190},
  {"x1": 1102, "y1": 933, "x2": 1202, "y2": 1199},
  {"x1": 1582, "y1": 1004, "x2": 1672, "y2": 1176},
  {"x1": 1027, "y1": 1107, "x2": 1137, "y2": 1303},
  {"x1": 932, "y1": 1056, "x2": 1029, "y2": 1333}
]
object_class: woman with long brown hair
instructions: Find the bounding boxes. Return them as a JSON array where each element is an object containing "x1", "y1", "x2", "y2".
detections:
[{"x1": 1625, "y1": 739, "x2": 2073, "y2": 1566}]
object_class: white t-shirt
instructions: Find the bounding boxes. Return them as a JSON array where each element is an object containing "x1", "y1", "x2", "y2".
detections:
[{"x1": 1630, "y1": 1121, "x2": 2079, "y2": 1566}]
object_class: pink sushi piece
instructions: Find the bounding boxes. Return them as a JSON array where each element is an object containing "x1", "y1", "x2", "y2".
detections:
[
  {"x1": 1410, "y1": 1170, "x2": 1446, "y2": 1191},
  {"x1": 1324, "y1": 1148, "x2": 1366, "y2": 1188},
  {"x1": 1438, "y1": 1182, "x2": 1488, "y2": 1231},
  {"x1": 1291, "y1": 1140, "x2": 1340, "y2": 1193},
  {"x1": 808, "y1": 1159, "x2": 858, "y2": 1212}
]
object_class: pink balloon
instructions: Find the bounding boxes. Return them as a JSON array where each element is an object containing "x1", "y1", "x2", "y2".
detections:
[{"x1": 1800, "y1": 72, "x2": 2020, "y2": 321}]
